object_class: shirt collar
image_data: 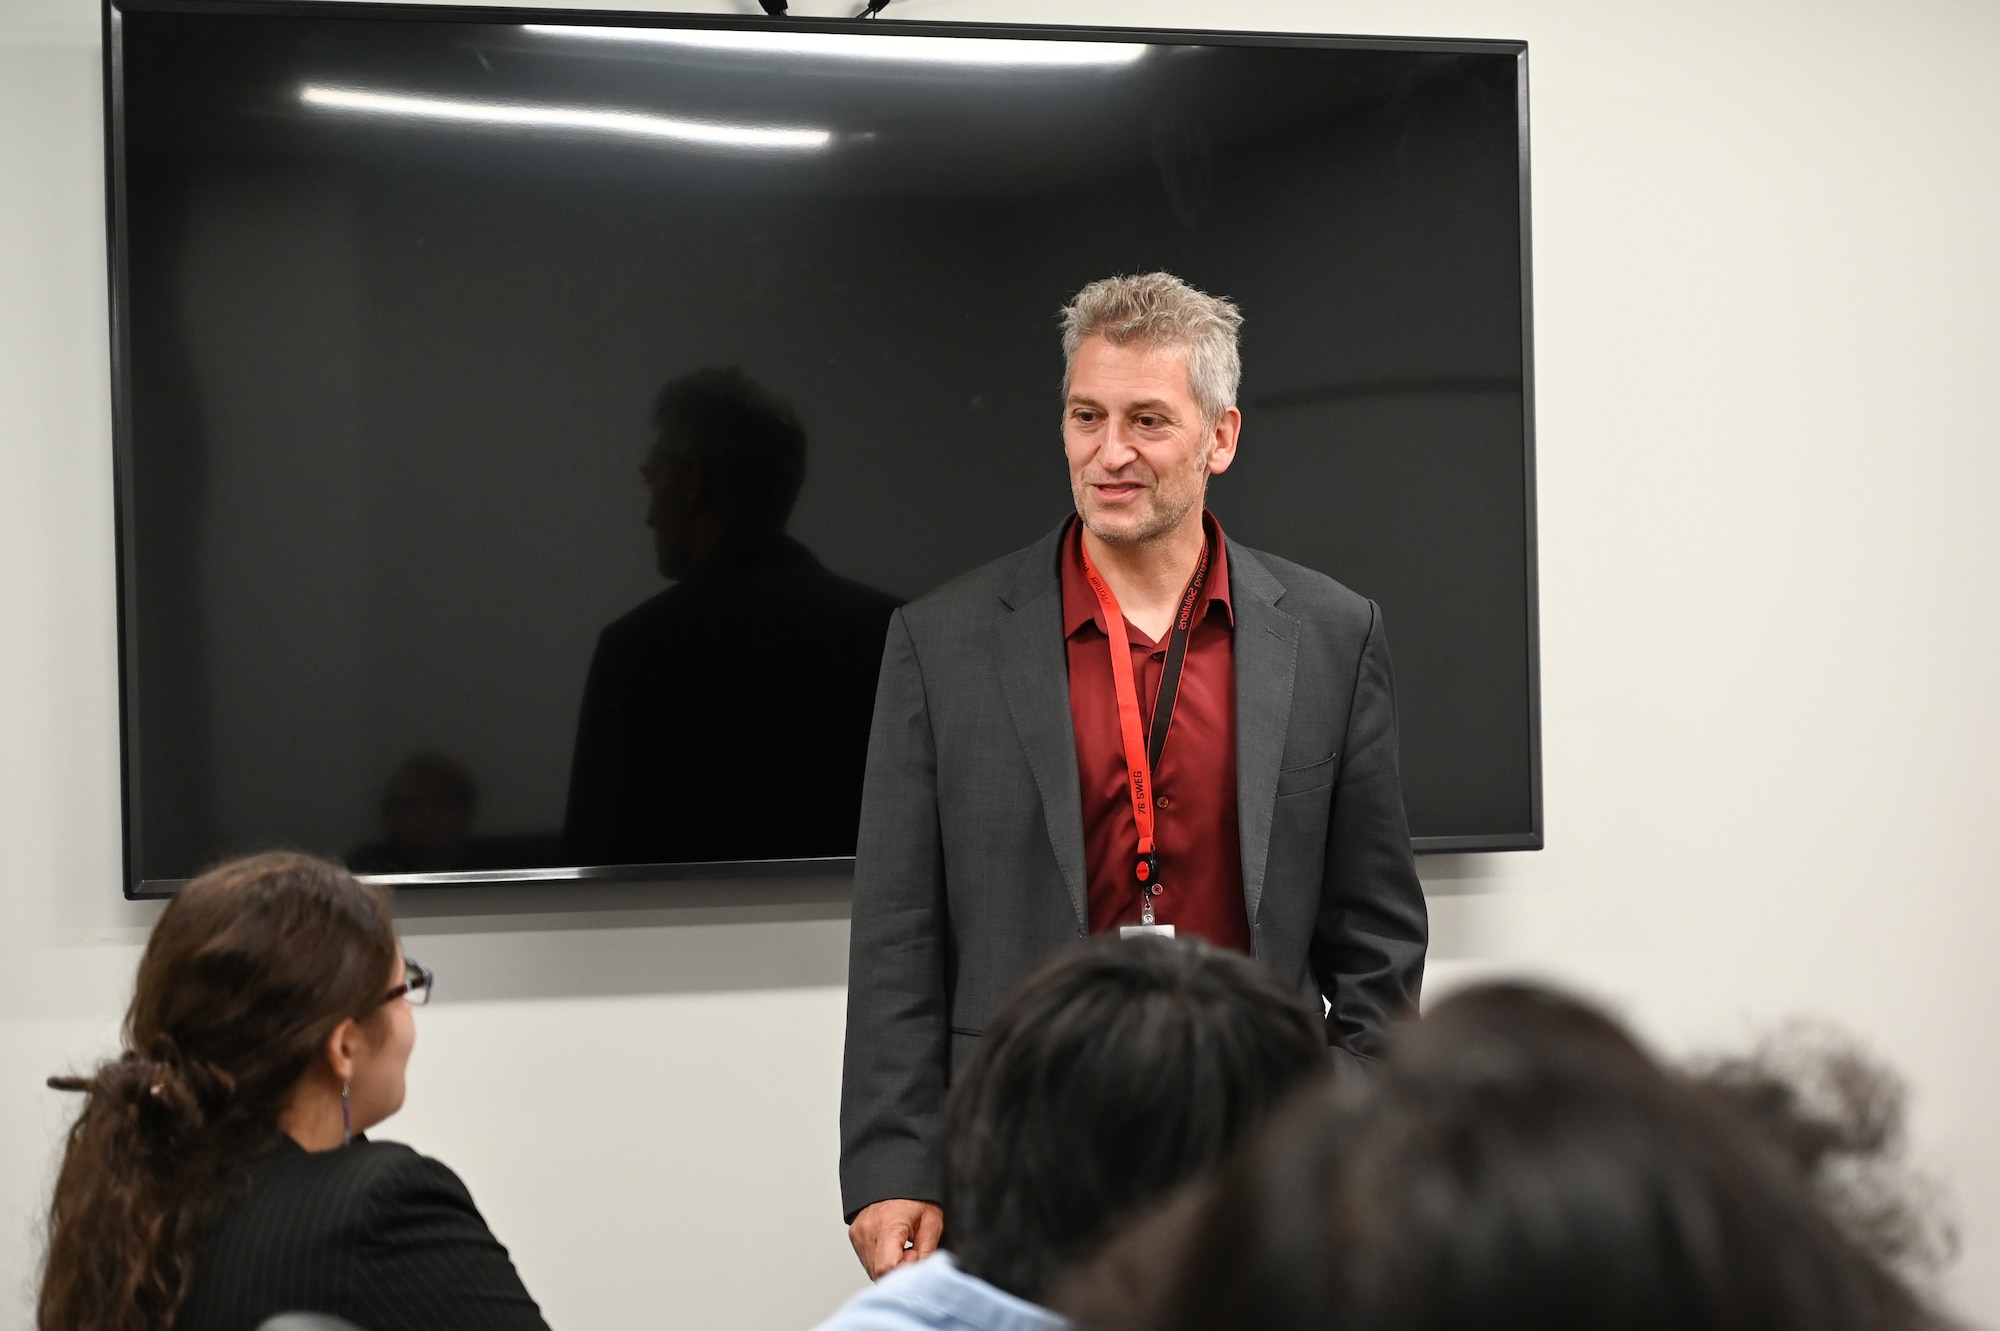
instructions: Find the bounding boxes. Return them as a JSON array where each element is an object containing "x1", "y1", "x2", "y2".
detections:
[
  {"x1": 1061, "y1": 510, "x2": 1233, "y2": 641},
  {"x1": 866, "y1": 1252, "x2": 1069, "y2": 1331}
]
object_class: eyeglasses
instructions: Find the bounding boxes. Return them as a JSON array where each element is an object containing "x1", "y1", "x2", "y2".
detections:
[{"x1": 381, "y1": 957, "x2": 436, "y2": 1008}]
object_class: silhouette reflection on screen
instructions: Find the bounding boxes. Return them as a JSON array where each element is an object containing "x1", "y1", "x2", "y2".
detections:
[
  {"x1": 348, "y1": 754, "x2": 567, "y2": 874},
  {"x1": 563, "y1": 368, "x2": 901, "y2": 866},
  {"x1": 347, "y1": 753, "x2": 478, "y2": 873}
]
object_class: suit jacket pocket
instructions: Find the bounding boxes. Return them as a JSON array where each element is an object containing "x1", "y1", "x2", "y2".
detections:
[{"x1": 1276, "y1": 752, "x2": 1338, "y2": 798}]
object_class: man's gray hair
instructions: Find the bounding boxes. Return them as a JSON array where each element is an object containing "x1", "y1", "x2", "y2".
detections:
[{"x1": 1059, "y1": 272, "x2": 1244, "y2": 424}]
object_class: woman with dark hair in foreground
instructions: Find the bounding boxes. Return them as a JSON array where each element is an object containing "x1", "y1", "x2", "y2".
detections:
[
  {"x1": 813, "y1": 934, "x2": 1333, "y2": 1331},
  {"x1": 1062, "y1": 982, "x2": 1953, "y2": 1331},
  {"x1": 39, "y1": 852, "x2": 548, "y2": 1331}
]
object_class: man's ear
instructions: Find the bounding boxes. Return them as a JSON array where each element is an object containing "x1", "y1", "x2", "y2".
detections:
[
  {"x1": 323, "y1": 1018, "x2": 364, "y2": 1083},
  {"x1": 677, "y1": 457, "x2": 706, "y2": 513},
  {"x1": 1207, "y1": 406, "x2": 1242, "y2": 476}
]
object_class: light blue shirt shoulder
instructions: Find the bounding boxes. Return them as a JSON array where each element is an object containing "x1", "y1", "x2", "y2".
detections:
[{"x1": 809, "y1": 1252, "x2": 1067, "y2": 1331}]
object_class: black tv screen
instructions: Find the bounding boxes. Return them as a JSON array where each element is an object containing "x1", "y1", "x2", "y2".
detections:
[{"x1": 107, "y1": 2, "x2": 1540, "y2": 894}]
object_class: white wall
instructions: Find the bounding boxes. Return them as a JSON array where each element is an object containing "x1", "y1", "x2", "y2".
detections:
[{"x1": 4, "y1": 0, "x2": 1997, "y2": 1327}]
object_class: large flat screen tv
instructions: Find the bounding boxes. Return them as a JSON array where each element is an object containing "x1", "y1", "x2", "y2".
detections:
[{"x1": 106, "y1": 1, "x2": 1540, "y2": 895}]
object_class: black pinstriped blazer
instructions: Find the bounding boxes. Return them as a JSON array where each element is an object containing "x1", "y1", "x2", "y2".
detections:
[{"x1": 176, "y1": 1138, "x2": 548, "y2": 1331}]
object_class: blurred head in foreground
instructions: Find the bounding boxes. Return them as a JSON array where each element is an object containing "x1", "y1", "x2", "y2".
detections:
[
  {"x1": 1063, "y1": 981, "x2": 1954, "y2": 1331},
  {"x1": 942, "y1": 934, "x2": 1330, "y2": 1306}
]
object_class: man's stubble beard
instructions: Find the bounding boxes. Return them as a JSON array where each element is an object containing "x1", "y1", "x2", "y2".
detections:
[{"x1": 1072, "y1": 445, "x2": 1212, "y2": 547}]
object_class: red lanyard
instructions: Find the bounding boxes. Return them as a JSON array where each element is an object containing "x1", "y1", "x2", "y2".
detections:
[{"x1": 1079, "y1": 537, "x2": 1210, "y2": 903}]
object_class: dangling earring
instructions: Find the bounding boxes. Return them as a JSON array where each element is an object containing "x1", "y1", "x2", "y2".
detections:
[{"x1": 341, "y1": 1080, "x2": 352, "y2": 1147}]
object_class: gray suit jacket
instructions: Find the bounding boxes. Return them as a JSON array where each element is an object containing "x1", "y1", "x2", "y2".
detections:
[{"x1": 838, "y1": 521, "x2": 1427, "y2": 1219}]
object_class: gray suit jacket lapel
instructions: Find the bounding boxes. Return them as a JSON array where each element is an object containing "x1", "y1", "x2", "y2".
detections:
[
  {"x1": 994, "y1": 524, "x2": 1088, "y2": 928},
  {"x1": 1230, "y1": 541, "x2": 1299, "y2": 932}
]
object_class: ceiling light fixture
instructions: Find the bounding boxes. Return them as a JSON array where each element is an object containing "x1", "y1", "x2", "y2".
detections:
[
  {"x1": 299, "y1": 86, "x2": 833, "y2": 151},
  {"x1": 520, "y1": 26, "x2": 1148, "y2": 69}
]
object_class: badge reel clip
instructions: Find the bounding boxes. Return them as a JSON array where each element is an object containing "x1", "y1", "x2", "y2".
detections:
[{"x1": 1121, "y1": 849, "x2": 1174, "y2": 938}]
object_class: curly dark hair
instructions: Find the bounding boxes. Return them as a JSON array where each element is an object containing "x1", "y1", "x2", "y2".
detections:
[
  {"x1": 38, "y1": 853, "x2": 398, "y2": 1331},
  {"x1": 1061, "y1": 982, "x2": 1956, "y2": 1331},
  {"x1": 1690, "y1": 1024, "x2": 1959, "y2": 1282}
]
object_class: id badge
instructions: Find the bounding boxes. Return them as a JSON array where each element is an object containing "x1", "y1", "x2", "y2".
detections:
[{"x1": 1120, "y1": 924, "x2": 1176, "y2": 939}]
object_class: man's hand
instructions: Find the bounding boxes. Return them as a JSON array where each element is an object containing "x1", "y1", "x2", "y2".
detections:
[{"x1": 848, "y1": 1198, "x2": 944, "y2": 1280}]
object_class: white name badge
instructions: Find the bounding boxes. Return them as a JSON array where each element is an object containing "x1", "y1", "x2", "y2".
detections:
[{"x1": 1120, "y1": 924, "x2": 1176, "y2": 939}]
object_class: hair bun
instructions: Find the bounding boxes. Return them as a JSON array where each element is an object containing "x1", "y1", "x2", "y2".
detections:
[{"x1": 85, "y1": 1050, "x2": 214, "y2": 1141}]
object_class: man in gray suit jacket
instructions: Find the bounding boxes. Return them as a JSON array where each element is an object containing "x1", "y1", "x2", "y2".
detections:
[{"x1": 841, "y1": 272, "x2": 1428, "y2": 1277}]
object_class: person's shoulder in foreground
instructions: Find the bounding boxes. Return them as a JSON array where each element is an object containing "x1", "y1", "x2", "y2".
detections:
[
  {"x1": 185, "y1": 1135, "x2": 543, "y2": 1331},
  {"x1": 811, "y1": 1252, "x2": 1067, "y2": 1331}
]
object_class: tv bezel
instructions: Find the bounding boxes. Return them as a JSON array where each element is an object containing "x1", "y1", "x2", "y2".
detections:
[{"x1": 102, "y1": 0, "x2": 1542, "y2": 897}]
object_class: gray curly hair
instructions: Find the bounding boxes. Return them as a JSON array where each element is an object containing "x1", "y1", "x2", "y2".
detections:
[{"x1": 1059, "y1": 272, "x2": 1244, "y2": 425}]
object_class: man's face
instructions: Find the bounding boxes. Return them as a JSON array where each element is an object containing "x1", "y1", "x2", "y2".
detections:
[
  {"x1": 1063, "y1": 336, "x2": 1239, "y2": 545},
  {"x1": 642, "y1": 433, "x2": 700, "y2": 579}
]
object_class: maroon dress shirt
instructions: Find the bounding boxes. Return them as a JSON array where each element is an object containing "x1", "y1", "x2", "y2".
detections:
[{"x1": 1062, "y1": 512, "x2": 1250, "y2": 950}]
